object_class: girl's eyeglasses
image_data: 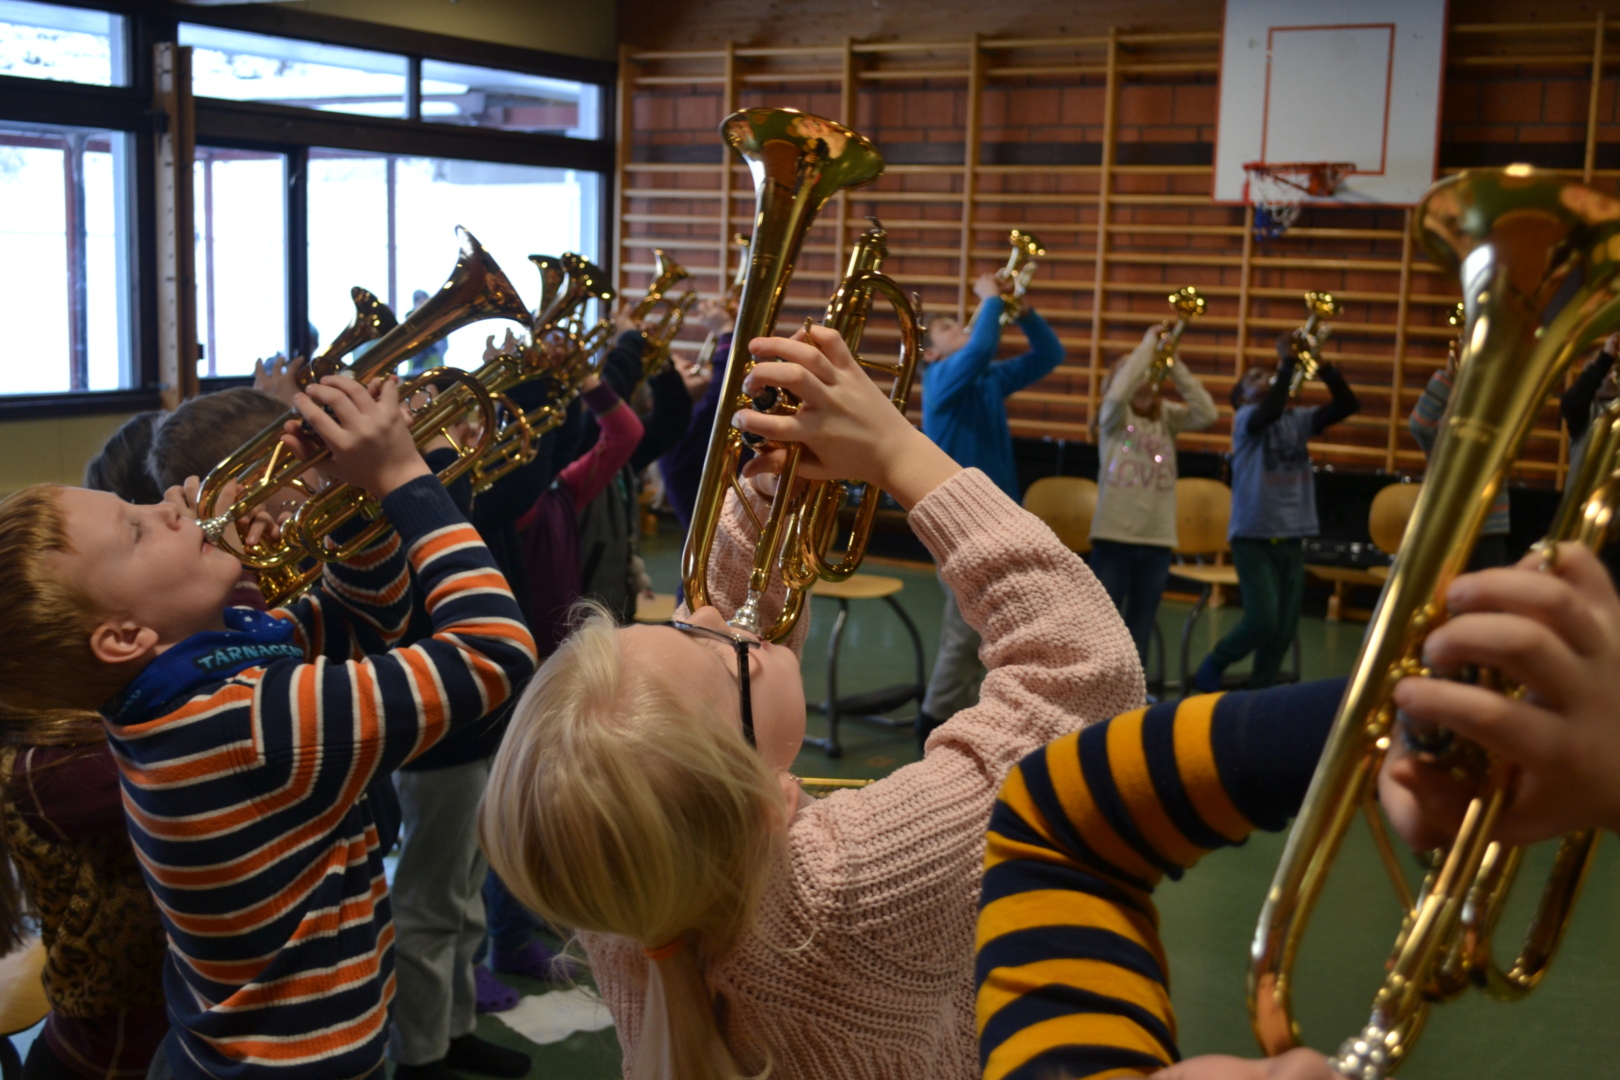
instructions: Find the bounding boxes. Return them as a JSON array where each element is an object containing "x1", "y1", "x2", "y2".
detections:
[{"x1": 665, "y1": 621, "x2": 759, "y2": 747}]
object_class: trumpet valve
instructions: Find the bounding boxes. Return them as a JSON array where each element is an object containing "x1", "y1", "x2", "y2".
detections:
[{"x1": 739, "y1": 381, "x2": 801, "y2": 448}]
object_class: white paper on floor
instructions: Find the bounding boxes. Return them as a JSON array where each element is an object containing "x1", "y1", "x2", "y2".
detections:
[{"x1": 492, "y1": 986, "x2": 615, "y2": 1045}]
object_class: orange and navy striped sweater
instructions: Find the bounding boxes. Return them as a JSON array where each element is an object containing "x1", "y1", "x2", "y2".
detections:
[
  {"x1": 101, "y1": 477, "x2": 537, "y2": 1079},
  {"x1": 975, "y1": 678, "x2": 1345, "y2": 1080}
]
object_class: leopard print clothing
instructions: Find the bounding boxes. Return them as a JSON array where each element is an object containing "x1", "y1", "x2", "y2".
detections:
[{"x1": 1, "y1": 746, "x2": 167, "y2": 1018}]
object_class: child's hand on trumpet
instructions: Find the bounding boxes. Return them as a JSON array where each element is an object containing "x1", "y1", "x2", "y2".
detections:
[
  {"x1": 281, "y1": 374, "x2": 431, "y2": 500},
  {"x1": 735, "y1": 323, "x2": 958, "y2": 512},
  {"x1": 1380, "y1": 541, "x2": 1620, "y2": 849}
]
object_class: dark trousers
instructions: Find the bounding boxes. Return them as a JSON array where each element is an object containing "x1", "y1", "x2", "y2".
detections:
[
  {"x1": 1208, "y1": 537, "x2": 1304, "y2": 689},
  {"x1": 1088, "y1": 539, "x2": 1172, "y2": 668},
  {"x1": 481, "y1": 870, "x2": 540, "y2": 959}
]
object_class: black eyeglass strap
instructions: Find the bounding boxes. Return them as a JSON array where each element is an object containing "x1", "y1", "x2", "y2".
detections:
[{"x1": 735, "y1": 640, "x2": 755, "y2": 748}]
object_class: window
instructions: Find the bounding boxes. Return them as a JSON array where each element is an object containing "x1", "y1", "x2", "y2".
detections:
[
  {"x1": 0, "y1": 0, "x2": 124, "y2": 86},
  {"x1": 178, "y1": 23, "x2": 409, "y2": 119},
  {"x1": 194, "y1": 148, "x2": 288, "y2": 378},
  {"x1": 0, "y1": 121, "x2": 132, "y2": 394},
  {"x1": 308, "y1": 152, "x2": 601, "y2": 370},
  {"x1": 4, "y1": 7, "x2": 611, "y2": 411},
  {"x1": 420, "y1": 60, "x2": 601, "y2": 138}
]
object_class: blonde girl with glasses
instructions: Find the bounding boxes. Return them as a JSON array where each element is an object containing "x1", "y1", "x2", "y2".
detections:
[{"x1": 480, "y1": 325, "x2": 1143, "y2": 1080}]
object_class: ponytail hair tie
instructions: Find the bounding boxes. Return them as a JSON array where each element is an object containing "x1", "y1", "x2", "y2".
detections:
[{"x1": 643, "y1": 939, "x2": 682, "y2": 961}]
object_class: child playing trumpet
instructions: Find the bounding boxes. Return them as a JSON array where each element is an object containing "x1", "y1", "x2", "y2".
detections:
[
  {"x1": 0, "y1": 374, "x2": 536, "y2": 1080},
  {"x1": 480, "y1": 322, "x2": 1140, "y2": 1080}
]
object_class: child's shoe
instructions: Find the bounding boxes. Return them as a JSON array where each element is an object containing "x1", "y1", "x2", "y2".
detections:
[
  {"x1": 474, "y1": 965, "x2": 519, "y2": 1014},
  {"x1": 1192, "y1": 655, "x2": 1224, "y2": 694},
  {"x1": 445, "y1": 1034, "x2": 530, "y2": 1079}
]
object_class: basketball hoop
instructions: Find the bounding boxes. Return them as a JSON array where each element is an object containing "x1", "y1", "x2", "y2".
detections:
[{"x1": 1242, "y1": 161, "x2": 1356, "y2": 240}]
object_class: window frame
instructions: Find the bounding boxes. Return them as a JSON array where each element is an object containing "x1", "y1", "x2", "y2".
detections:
[{"x1": 0, "y1": 0, "x2": 616, "y2": 416}]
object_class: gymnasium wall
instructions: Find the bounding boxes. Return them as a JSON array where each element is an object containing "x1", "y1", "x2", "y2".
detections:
[{"x1": 616, "y1": 4, "x2": 1620, "y2": 484}]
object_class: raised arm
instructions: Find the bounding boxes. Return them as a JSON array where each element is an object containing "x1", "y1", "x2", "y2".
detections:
[
  {"x1": 1100, "y1": 332, "x2": 1158, "y2": 438},
  {"x1": 1309, "y1": 362, "x2": 1360, "y2": 436},
  {"x1": 630, "y1": 363, "x2": 694, "y2": 472},
  {"x1": 659, "y1": 335, "x2": 731, "y2": 527},
  {"x1": 271, "y1": 477, "x2": 537, "y2": 780},
  {"x1": 974, "y1": 679, "x2": 1343, "y2": 1080},
  {"x1": 991, "y1": 308, "x2": 1066, "y2": 397},
  {"x1": 1164, "y1": 352, "x2": 1218, "y2": 435},
  {"x1": 926, "y1": 299, "x2": 1007, "y2": 410},
  {"x1": 1246, "y1": 354, "x2": 1295, "y2": 434},
  {"x1": 792, "y1": 469, "x2": 1144, "y2": 955},
  {"x1": 1408, "y1": 367, "x2": 1453, "y2": 458},
  {"x1": 551, "y1": 382, "x2": 644, "y2": 513}
]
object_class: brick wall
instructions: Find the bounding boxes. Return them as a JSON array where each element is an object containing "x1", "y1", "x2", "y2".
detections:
[{"x1": 620, "y1": 16, "x2": 1620, "y2": 483}]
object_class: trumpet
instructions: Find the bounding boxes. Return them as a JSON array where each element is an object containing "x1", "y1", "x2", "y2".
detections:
[
  {"x1": 1278, "y1": 290, "x2": 1341, "y2": 397},
  {"x1": 301, "y1": 287, "x2": 398, "y2": 386},
  {"x1": 694, "y1": 233, "x2": 751, "y2": 375},
  {"x1": 468, "y1": 252, "x2": 616, "y2": 495},
  {"x1": 681, "y1": 108, "x2": 921, "y2": 643},
  {"x1": 1249, "y1": 167, "x2": 1620, "y2": 1079},
  {"x1": 1144, "y1": 286, "x2": 1207, "y2": 393},
  {"x1": 994, "y1": 229, "x2": 1044, "y2": 325},
  {"x1": 630, "y1": 249, "x2": 698, "y2": 380},
  {"x1": 198, "y1": 227, "x2": 531, "y2": 605}
]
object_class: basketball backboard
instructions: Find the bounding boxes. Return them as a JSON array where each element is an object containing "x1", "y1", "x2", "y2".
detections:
[{"x1": 1213, "y1": 0, "x2": 1447, "y2": 207}]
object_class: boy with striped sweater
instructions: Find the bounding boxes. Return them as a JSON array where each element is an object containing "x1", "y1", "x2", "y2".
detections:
[
  {"x1": 976, "y1": 541, "x2": 1620, "y2": 1080},
  {"x1": 0, "y1": 374, "x2": 537, "y2": 1079}
]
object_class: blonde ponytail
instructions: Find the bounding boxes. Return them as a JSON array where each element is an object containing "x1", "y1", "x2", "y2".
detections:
[{"x1": 480, "y1": 602, "x2": 782, "y2": 1080}]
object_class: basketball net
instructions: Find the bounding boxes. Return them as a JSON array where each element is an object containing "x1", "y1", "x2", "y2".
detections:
[{"x1": 1242, "y1": 161, "x2": 1355, "y2": 240}]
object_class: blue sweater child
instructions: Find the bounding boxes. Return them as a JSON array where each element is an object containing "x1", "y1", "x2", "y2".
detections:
[{"x1": 916, "y1": 278, "x2": 1063, "y2": 735}]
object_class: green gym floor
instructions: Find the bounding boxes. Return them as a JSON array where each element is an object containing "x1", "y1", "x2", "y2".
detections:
[
  {"x1": 459, "y1": 518, "x2": 1620, "y2": 1079},
  {"x1": 20, "y1": 520, "x2": 1614, "y2": 1076}
]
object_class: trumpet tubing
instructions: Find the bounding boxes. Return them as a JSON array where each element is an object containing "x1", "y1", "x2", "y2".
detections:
[
  {"x1": 198, "y1": 227, "x2": 530, "y2": 601},
  {"x1": 470, "y1": 254, "x2": 616, "y2": 495},
  {"x1": 631, "y1": 249, "x2": 698, "y2": 379},
  {"x1": 996, "y1": 229, "x2": 1045, "y2": 325},
  {"x1": 681, "y1": 108, "x2": 919, "y2": 642},
  {"x1": 1249, "y1": 167, "x2": 1620, "y2": 1079},
  {"x1": 1285, "y1": 291, "x2": 1341, "y2": 397},
  {"x1": 1145, "y1": 286, "x2": 1206, "y2": 390}
]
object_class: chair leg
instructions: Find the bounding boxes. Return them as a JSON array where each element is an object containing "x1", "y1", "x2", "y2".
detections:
[
  {"x1": 884, "y1": 595, "x2": 927, "y2": 708},
  {"x1": 815, "y1": 600, "x2": 850, "y2": 758},
  {"x1": 1148, "y1": 620, "x2": 1166, "y2": 697},
  {"x1": 1179, "y1": 585, "x2": 1213, "y2": 698}
]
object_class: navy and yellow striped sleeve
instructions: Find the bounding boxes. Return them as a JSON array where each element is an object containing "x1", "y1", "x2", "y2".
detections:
[{"x1": 975, "y1": 678, "x2": 1346, "y2": 1080}]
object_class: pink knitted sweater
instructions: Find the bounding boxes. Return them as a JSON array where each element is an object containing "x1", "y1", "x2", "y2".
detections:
[{"x1": 583, "y1": 467, "x2": 1144, "y2": 1079}]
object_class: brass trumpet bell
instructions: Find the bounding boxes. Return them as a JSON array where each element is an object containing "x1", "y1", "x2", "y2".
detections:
[
  {"x1": 301, "y1": 287, "x2": 398, "y2": 386},
  {"x1": 468, "y1": 252, "x2": 618, "y2": 495},
  {"x1": 996, "y1": 228, "x2": 1045, "y2": 325},
  {"x1": 1146, "y1": 286, "x2": 1206, "y2": 391},
  {"x1": 631, "y1": 249, "x2": 699, "y2": 379},
  {"x1": 1249, "y1": 166, "x2": 1620, "y2": 1079},
  {"x1": 1283, "y1": 290, "x2": 1341, "y2": 396}
]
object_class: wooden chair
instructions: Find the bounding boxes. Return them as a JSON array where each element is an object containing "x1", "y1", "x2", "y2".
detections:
[
  {"x1": 803, "y1": 575, "x2": 925, "y2": 758},
  {"x1": 1022, "y1": 476, "x2": 1099, "y2": 554},
  {"x1": 1369, "y1": 480, "x2": 1422, "y2": 554},
  {"x1": 0, "y1": 937, "x2": 48, "y2": 1078},
  {"x1": 1305, "y1": 481, "x2": 1421, "y2": 615},
  {"x1": 1168, "y1": 478, "x2": 1299, "y2": 694}
]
